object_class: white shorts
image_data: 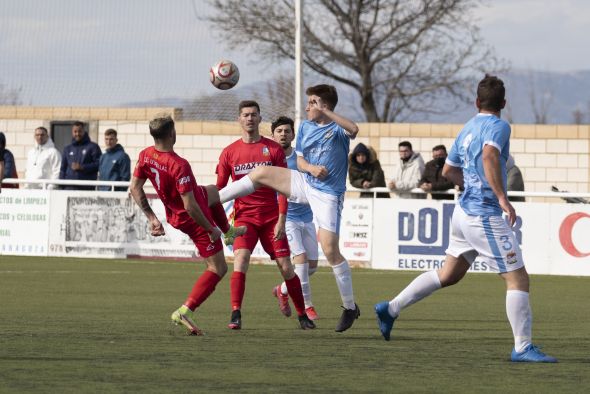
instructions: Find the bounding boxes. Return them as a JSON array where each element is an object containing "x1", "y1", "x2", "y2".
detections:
[
  {"x1": 286, "y1": 220, "x2": 319, "y2": 260},
  {"x1": 445, "y1": 206, "x2": 524, "y2": 273},
  {"x1": 289, "y1": 170, "x2": 344, "y2": 234}
]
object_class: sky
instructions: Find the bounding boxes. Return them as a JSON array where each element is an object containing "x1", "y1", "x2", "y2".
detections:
[{"x1": 0, "y1": 0, "x2": 589, "y2": 107}]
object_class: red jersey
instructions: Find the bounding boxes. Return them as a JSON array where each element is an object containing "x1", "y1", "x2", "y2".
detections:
[
  {"x1": 133, "y1": 146, "x2": 202, "y2": 227},
  {"x1": 216, "y1": 136, "x2": 287, "y2": 219}
]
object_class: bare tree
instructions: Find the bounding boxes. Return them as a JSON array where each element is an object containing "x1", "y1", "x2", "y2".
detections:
[
  {"x1": 526, "y1": 70, "x2": 553, "y2": 124},
  {"x1": 572, "y1": 107, "x2": 584, "y2": 125},
  {"x1": 204, "y1": 0, "x2": 504, "y2": 122},
  {"x1": 0, "y1": 82, "x2": 22, "y2": 105}
]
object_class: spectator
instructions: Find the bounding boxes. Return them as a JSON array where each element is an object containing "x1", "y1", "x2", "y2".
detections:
[
  {"x1": 98, "y1": 129, "x2": 131, "y2": 191},
  {"x1": 348, "y1": 142, "x2": 389, "y2": 198},
  {"x1": 59, "y1": 121, "x2": 101, "y2": 190},
  {"x1": 419, "y1": 145, "x2": 455, "y2": 200},
  {"x1": 506, "y1": 155, "x2": 525, "y2": 202},
  {"x1": 0, "y1": 132, "x2": 19, "y2": 189},
  {"x1": 25, "y1": 127, "x2": 62, "y2": 189},
  {"x1": 388, "y1": 141, "x2": 425, "y2": 198}
]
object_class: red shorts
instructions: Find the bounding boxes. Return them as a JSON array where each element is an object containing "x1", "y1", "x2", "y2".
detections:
[
  {"x1": 233, "y1": 214, "x2": 290, "y2": 260},
  {"x1": 174, "y1": 186, "x2": 223, "y2": 258}
]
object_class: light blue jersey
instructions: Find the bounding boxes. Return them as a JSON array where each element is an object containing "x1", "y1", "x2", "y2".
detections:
[
  {"x1": 285, "y1": 150, "x2": 313, "y2": 223},
  {"x1": 295, "y1": 120, "x2": 351, "y2": 196},
  {"x1": 446, "y1": 113, "x2": 511, "y2": 216}
]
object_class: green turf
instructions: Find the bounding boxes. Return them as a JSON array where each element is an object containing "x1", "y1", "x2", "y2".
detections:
[{"x1": 0, "y1": 256, "x2": 588, "y2": 393}]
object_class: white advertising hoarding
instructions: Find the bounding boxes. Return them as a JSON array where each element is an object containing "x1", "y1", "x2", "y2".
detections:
[
  {"x1": 0, "y1": 189, "x2": 50, "y2": 256},
  {"x1": 370, "y1": 199, "x2": 590, "y2": 276}
]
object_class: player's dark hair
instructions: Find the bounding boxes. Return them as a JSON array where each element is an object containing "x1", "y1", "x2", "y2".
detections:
[
  {"x1": 271, "y1": 116, "x2": 295, "y2": 133},
  {"x1": 477, "y1": 75, "x2": 505, "y2": 112},
  {"x1": 306, "y1": 84, "x2": 338, "y2": 110},
  {"x1": 72, "y1": 121, "x2": 85, "y2": 130},
  {"x1": 36, "y1": 126, "x2": 48, "y2": 135},
  {"x1": 104, "y1": 128, "x2": 117, "y2": 138},
  {"x1": 149, "y1": 114, "x2": 174, "y2": 140},
  {"x1": 0, "y1": 131, "x2": 5, "y2": 148},
  {"x1": 399, "y1": 141, "x2": 412, "y2": 150},
  {"x1": 239, "y1": 100, "x2": 260, "y2": 114},
  {"x1": 432, "y1": 144, "x2": 447, "y2": 153}
]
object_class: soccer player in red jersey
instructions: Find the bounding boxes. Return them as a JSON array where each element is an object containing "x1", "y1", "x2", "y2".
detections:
[
  {"x1": 216, "y1": 100, "x2": 315, "y2": 330},
  {"x1": 130, "y1": 113, "x2": 245, "y2": 336}
]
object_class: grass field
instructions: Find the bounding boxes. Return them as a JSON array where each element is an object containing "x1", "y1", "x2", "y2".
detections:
[{"x1": 1, "y1": 256, "x2": 589, "y2": 393}]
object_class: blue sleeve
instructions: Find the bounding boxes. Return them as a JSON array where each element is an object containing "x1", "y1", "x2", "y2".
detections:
[
  {"x1": 3, "y1": 151, "x2": 15, "y2": 177},
  {"x1": 482, "y1": 120, "x2": 510, "y2": 153},
  {"x1": 446, "y1": 138, "x2": 461, "y2": 166},
  {"x1": 121, "y1": 154, "x2": 131, "y2": 181},
  {"x1": 295, "y1": 121, "x2": 305, "y2": 156},
  {"x1": 60, "y1": 148, "x2": 68, "y2": 179}
]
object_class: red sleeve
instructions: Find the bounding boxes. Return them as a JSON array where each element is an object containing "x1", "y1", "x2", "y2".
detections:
[
  {"x1": 216, "y1": 148, "x2": 231, "y2": 189},
  {"x1": 175, "y1": 162, "x2": 194, "y2": 195},
  {"x1": 133, "y1": 151, "x2": 147, "y2": 179}
]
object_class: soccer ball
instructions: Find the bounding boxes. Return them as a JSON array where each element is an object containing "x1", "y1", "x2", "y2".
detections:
[{"x1": 209, "y1": 59, "x2": 240, "y2": 90}]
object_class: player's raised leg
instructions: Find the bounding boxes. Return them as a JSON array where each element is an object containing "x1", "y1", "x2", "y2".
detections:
[{"x1": 216, "y1": 166, "x2": 293, "y2": 205}]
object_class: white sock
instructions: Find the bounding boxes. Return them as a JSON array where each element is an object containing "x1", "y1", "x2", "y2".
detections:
[
  {"x1": 388, "y1": 270, "x2": 441, "y2": 318},
  {"x1": 294, "y1": 263, "x2": 312, "y2": 307},
  {"x1": 332, "y1": 260, "x2": 355, "y2": 310},
  {"x1": 506, "y1": 290, "x2": 532, "y2": 352},
  {"x1": 280, "y1": 282, "x2": 288, "y2": 295},
  {"x1": 219, "y1": 176, "x2": 255, "y2": 203}
]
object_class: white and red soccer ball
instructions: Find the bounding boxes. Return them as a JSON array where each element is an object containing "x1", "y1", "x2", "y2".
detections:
[{"x1": 209, "y1": 59, "x2": 240, "y2": 90}]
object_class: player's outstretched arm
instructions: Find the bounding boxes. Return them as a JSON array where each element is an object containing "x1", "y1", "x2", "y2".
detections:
[
  {"x1": 129, "y1": 175, "x2": 165, "y2": 236},
  {"x1": 180, "y1": 191, "x2": 221, "y2": 242},
  {"x1": 482, "y1": 145, "x2": 516, "y2": 226},
  {"x1": 322, "y1": 108, "x2": 359, "y2": 139}
]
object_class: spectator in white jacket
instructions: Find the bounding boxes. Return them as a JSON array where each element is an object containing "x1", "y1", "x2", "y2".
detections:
[
  {"x1": 25, "y1": 127, "x2": 62, "y2": 189},
  {"x1": 388, "y1": 140, "x2": 425, "y2": 199}
]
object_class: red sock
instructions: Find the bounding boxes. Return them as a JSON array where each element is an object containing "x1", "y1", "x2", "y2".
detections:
[
  {"x1": 210, "y1": 202, "x2": 230, "y2": 233},
  {"x1": 184, "y1": 270, "x2": 222, "y2": 310},
  {"x1": 230, "y1": 271, "x2": 246, "y2": 311},
  {"x1": 285, "y1": 275, "x2": 305, "y2": 316}
]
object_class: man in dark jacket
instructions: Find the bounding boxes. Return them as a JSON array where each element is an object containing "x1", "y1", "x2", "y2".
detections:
[
  {"x1": 98, "y1": 129, "x2": 131, "y2": 191},
  {"x1": 0, "y1": 131, "x2": 19, "y2": 190},
  {"x1": 348, "y1": 142, "x2": 389, "y2": 198},
  {"x1": 418, "y1": 145, "x2": 455, "y2": 200},
  {"x1": 59, "y1": 121, "x2": 101, "y2": 190}
]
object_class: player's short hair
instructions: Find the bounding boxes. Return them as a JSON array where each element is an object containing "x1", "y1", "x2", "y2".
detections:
[
  {"x1": 306, "y1": 84, "x2": 338, "y2": 110},
  {"x1": 0, "y1": 131, "x2": 5, "y2": 148},
  {"x1": 477, "y1": 75, "x2": 505, "y2": 112},
  {"x1": 399, "y1": 141, "x2": 413, "y2": 151},
  {"x1": 149, "y1": 114, "x2": 174, "y2": 140},
  {"x1": 238, "y1": 100, "x2": 260, "y2": 114},
  {"x1": 271, "y1": 116, "x2": 294, "y2": 134},
  {"x1": 104, "y1": 128, "x2": 117, "y2": 138},
  {"x1": 432, "y1": 144, "x2": 447, "y2": 153},
  {"x1": 72, "y1": 121, "x2": 85, "y2": 130},
  {"x1": 35, "y1": 126, "x2": 48, "y2": 135}
]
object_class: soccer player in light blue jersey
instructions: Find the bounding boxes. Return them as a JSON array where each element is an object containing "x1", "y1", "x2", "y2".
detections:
[
  {"x1": 213, "y1": 85, "x2": 360, "y2": 332},
  {"x1": 374, "y1": 75, "x2": 557, "y2": 363},
  {"x1": 270, "y1": 116, "x2": 320, "y2": 321}
]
